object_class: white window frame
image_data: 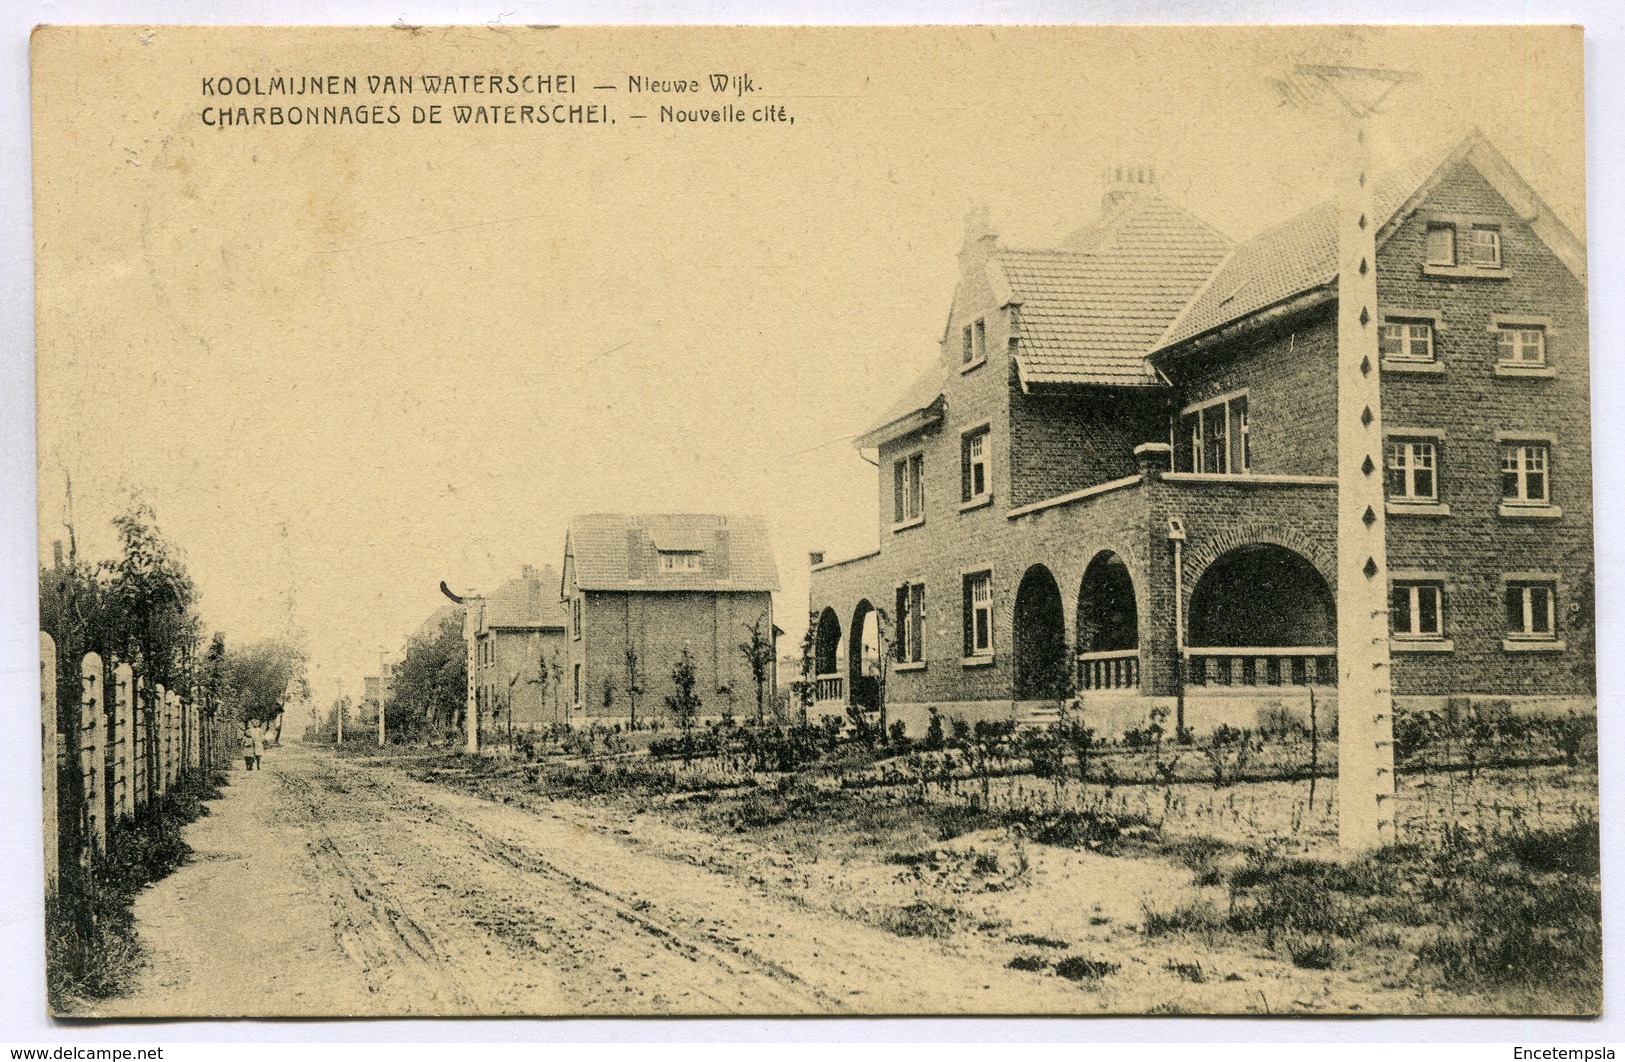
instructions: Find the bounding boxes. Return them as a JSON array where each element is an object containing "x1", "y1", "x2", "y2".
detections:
[
  {"x1": 960, "y1": 424, "x2": 991, "y2": 506},
  {"x1": 1495, "y1": 324, "x2": 1547, "y2": 367},
  {"x1": 1177, "y1": 391, "x2": 1250, "y2": 474},
  {"x1": 658, "y1": 551, "x2": 701, "y2": 572},
  {"x1": 1500, "y1": 442, "x2": 1551, "y2": 505},
  {"x1": 964, "y1": 569, "x2": 994, "y2": 659},
  {"x1": 896, "y1": 581, "x2": 925, "y2": 665},
  {"x1": 1390, "y1": 580, "x2": 1445, "y2": 639},
  {"x1": 893, "y1": 451, "x2": 925, "y2": 528},
  {"x1": 1379, "y1": 318, "x2": 1435, "y2": 363},
  {"x1": 1385, "y1": 437, "x2": 1439, "y2": 502},
  {"x1": 1468, "y1": 225, "x2": 1502, "y2": 268},
  {"x1": 1503, "y1": 580, "x2": 1558, "y2": 641}
]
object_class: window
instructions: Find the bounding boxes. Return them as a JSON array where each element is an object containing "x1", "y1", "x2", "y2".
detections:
[
  {"x1": 1504, "y1": 581, "x2": 1557, "y2": 640},
  {"x1": 1496, "y1": 325, "x2": 1546, "y2": 366},
  {"x1": 1379, "y1": 319, "x2": 1434, "y2": 362},
  {"x1": 961, "y1": 324, "x2": 974, "y2": 364},
  {"x1": 658, "y1": 551, "x2": 701, "y2": 572},
  {"x1": 1500, "y1": 443, "x2": 1550, "y2": 504},
  {"x1": 895, "y1": 582, "x2": 925, "y2": 664},
  {"x1": 974, "y1": 318, "x2": 986, "y2": 362},
  {"x1": 573, "y1": 663, "x2": 582, "y2": 704},
  {"x1": 963, "y1": 570, "x2": 993, "y2": 657},
  {"x1": 1426, "y1": 224, "x2": 1456, "y2": 267},
  {"x1": 1176, "y1": 393, "x2": 1250, "y2": 474},
  {"x1": 1468, "y1": 226, "x2": 1502, "y2": 268},
  {"x1": 960, "y1": 427, "x2": 990, "y2": 504},
  {"x1": 893, "y1": 452, "x2": 924, "y2": 525},
  {"x1": 1391, "y1": 581, "x2": 1444, "y2": 638},
  {"x1": 571, "y1": 597, "x2": 582, "y2": 638},
  {"x1": 1385, "y1": 439, "x2": 1438, "y2": 501}
]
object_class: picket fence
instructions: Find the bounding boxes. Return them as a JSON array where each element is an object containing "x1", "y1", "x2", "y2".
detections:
[{"x1": 39, "y1": 631, "x2": 236, "y2": 899}]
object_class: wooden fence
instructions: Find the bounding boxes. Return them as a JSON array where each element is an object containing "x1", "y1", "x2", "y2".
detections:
[{"x1": 40, "y1": 632, "x2": 236, "y2": 900}]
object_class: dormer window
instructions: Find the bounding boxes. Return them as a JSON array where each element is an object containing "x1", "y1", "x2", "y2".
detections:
[{"x1": 658, "y1": 551, "x2": 702, "y2": 572}]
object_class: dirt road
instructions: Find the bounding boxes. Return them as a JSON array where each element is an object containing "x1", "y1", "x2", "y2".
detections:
[{"x1": 95, "y1": 743, "x2": 1095, "y2": 1017}]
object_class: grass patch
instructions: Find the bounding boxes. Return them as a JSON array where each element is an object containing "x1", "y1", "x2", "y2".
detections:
[
  {"x1": 1054, "y1": 956, "x2": 1119, "y2": 981},
  {"x1": 872, "y1": 901, "x2": 962, "y2": 939},
  {"x1": 1006, "y1": 954, "x2": 1049, "y2": 972},
  {"x1": 1007, "y1": 932, "x2": 1069, "y2": 949},
  {"x1": 1141, "y1": 896, "x2": 1225, "y2": 938}
]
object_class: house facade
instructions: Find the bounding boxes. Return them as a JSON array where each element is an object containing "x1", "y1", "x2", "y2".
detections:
[
  {"x1": 469, "y1": 565, "x2": 568, "y2": 733},
  {"x1": 808, "y1": 134, "x2": 1591, "y2": 737},
  {"x1": 561, "y1": 514, "x2": 780, "y2": 727}
]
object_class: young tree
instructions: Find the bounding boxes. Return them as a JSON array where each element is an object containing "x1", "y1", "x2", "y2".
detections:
[
  {"x1": 665, "y1": 647, "x2": 702, "y2": 760},
  {"x1": 738, "y1": 611, "x2": 775, "y2": 725},
  {"x1": 788, "y1": 610, "x2": 818, "y2": 727},
  {"x1": 548, "y1": 651, "x2": 565, "y2": 727},
  {"x1": 623, "y1": 644, "x2": 644, "y2": 729},
  {"x1": 222, "y1": 638, "x2": 309, "y2": 728}
]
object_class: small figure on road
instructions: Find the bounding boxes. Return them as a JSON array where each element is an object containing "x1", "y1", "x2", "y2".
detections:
[{"x1": 243, "y1": 720, "x2": 263, "y2": 771}]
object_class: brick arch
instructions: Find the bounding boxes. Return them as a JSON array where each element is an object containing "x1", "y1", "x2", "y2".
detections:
[
  {"x1": 1050, "y1": 535, "x2": 1150, "y2": 650},
  {"x1": 1182, "y1": 523, "x2": 1336, "y2": 602}
]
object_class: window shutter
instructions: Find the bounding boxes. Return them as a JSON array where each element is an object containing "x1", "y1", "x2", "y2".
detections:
[
  {"x1": 960, "y1": 438, "x2": 973, "y2": 501},
  {"x1": 626, "y1": 529, "x2": 645, "y2": 580},
  {"x1": 962, "y1": 575, "x2": 974, "y2": 657},
  {"x1": 893, "y1": 461, "x2": 905, "y2": 523},
  {"x1": 1426, "y1": 225, "x2": 1455, "y2": 266}
]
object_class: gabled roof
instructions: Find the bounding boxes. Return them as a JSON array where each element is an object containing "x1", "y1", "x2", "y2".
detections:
[
  {"x1": 482, "y1": 566, "x2": 564, "y2": 630},
  {"x1": 564, "y1": 514, "x2": 780, "y2": 593},
  {"x1": 1155, "y1": 129, "x2": 1585, "y2": 354},
  {"x1": 1000, "y1": 189, "x2": 1233, "y2": 388}
]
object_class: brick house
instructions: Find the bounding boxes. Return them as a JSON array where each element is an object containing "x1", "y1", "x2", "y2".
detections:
[
  {"x1": 469, "y1": 565, "x2": 567, "y2": 733},
  {"x1": 808, "y1": 132, "x2": 1591, "y2": 737},
  {"x1": 561, "y1": 514, "x2": 780, "y2": 727}
]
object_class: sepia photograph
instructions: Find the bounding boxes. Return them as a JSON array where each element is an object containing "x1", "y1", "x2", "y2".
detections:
[{"x1": 27, "y1": 23, "x2": 1599, "y2": 1020}]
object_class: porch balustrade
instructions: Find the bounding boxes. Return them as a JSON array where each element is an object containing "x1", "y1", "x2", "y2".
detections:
[
  {"x1": 813, "y1": 673, "x2": 845, "y2": 703},
  {"x1": 1075, "y1": 649, "x2": 1140, "y2": 691},
  {"x1": 1184, "y1": 647, "x2": 1336, "y2": 688}
]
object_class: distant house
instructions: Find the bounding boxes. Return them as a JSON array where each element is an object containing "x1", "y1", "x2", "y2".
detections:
[
  {"x1": 469, "y1": 565, "x2": 567, "y2": 733},
  {"x1": 561, "y1": 515, "x2": 780, "y2": 726},
  {"x1": 810, "y1": 132, "x2": 1591, "y2": 737}
]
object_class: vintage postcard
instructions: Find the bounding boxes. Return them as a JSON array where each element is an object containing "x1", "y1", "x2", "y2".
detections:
[{"x1": 32, "y1": 25, "x2": 1596, "y2": 1018}]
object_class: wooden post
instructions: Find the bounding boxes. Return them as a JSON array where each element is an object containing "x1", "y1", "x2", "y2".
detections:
[
  {"x1": 155, "y1": 682, "x2": 169, "y2": 798},
  {"x1": 1335, "y1": 116, "x2": 1397, "y2": 850},
  {"x1": 40, "y1": 633, "x2": 59, "y2": 899},
  {"x1": 113, "y1": 662, "x2": 134, "y2": 820},
  {"x1": 79, "y1": 652, "x2": 106, "y2": 861}
]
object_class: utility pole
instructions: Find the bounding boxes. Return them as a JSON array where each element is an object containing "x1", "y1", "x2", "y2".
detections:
[
  {"x1": 1277, "y1": 63, "x2": 1413, "y2": 851},
  {"x1": 377, "y1": 647, "x2": 387, "y2": 746},
  {"x1": 440, "y1": 581, "x2": 484, "y2": 755}
]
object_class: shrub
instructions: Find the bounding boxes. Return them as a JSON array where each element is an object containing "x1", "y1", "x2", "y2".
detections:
[
  {"x1": 1007, "y1": 954, "x2": 1049, "y2": 972},
  {"x1": 875, "y1": 901, "x2": 961, "y2": 939}
]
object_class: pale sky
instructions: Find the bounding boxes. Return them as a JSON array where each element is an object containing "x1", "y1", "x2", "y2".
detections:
[{"x1": 32, "y1": 25, "x2": 1586, "y2": 709}]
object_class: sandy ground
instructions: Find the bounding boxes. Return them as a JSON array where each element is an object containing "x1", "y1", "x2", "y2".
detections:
[{"x1": 93, "y1": 743, "x2": 1123, "y2": 1017}]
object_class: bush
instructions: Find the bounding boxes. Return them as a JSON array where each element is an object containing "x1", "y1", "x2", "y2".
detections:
[
  {"x1": 1007, "y1": 954, "x2": 1049, "y2": 972},
  {"x1": 875, "y1": 901, "x2": 961, "y2": 939}
]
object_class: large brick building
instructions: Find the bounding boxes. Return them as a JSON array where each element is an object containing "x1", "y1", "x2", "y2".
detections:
[
  {"x1": 469, "y1": 565, "x2": 567, "y2": 732},
  {"x1": 809, "y1": 132, "x2": 1591, "y2": 737},
  {"x1": 561, "y1": 514, "x2": 780, "y2": 727}
]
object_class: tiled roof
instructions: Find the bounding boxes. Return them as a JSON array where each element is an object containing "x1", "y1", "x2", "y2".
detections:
[
  {"x1": 1156, "y1": 137, "x2": 1466, "y2": 351},
  {"x1": 483, "y1": 566, "x2": 564, "y2": 629},
  {"x1": 855, "y1": 365, "x2": 950, "y2": 447},
  {"x1": 566, "y1": 514, "x2": 780, "y2": 593},
  {"x1": 1001, "y1": 190, "x2": 1232, "y2": 387}
]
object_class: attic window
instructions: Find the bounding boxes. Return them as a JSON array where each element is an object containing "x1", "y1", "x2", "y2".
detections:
[{"x1": 659, "y1": 551, "x2": 702, "y2": 572}]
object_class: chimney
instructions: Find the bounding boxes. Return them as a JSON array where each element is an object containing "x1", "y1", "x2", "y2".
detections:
[
  {"x1": 522, "y1": 564, "x2": 537, "y2": 581},
  {"x1": 957, "y1": 202, "x2": 999, "y2": 277},
  {"x1": 808, "y1": 550, "x2": 825, "y2": 568},
  {"x1": 713, "y1": 529, "x2": 731, "y2": 579},
  {"x1": 1101, "y1": 163, "x2": 1158, "y2": 213}
]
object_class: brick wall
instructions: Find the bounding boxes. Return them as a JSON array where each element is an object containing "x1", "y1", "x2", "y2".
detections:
[{"x1": 1376, "y1": 159, "x2": 1592, "y2": 698}]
